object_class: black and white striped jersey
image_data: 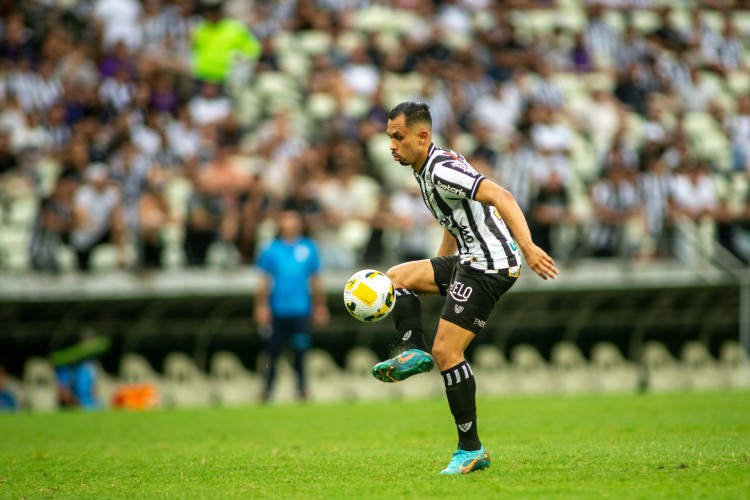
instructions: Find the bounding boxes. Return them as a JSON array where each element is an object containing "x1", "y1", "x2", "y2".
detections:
[{"x1": 414, "y1": 143, "x2": 521, "y2": 273}]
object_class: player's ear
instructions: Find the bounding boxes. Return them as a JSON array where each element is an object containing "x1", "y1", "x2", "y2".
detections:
[{"x1": 418, "y1": 128, "x2": 430, "y2": 144}]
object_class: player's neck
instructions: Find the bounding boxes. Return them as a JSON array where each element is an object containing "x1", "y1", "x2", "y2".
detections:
[{"x1": 411, "y1": 144, "x2": 431, "y2": 173}]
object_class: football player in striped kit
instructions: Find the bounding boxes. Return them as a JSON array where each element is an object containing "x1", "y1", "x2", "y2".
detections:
[{"x1": 373, "y1": 102, "x2": 558, "y2": 474}]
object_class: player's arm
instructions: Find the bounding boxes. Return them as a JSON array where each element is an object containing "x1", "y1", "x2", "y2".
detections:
[
  {"x1": 436, "y1": 228, "x2": 457, "y2": 257},
  {"x1": 254, "y1": 272, "x2": 272, "y2": 326},
  {"x1": 475, "y1": 179, "x2": 559, "y2": 280},
  {"x1": 310, "y1": 273, "x2": 330, "y2": 326}
]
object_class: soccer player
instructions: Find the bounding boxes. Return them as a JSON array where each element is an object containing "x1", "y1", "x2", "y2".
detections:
[
  {"x1": 255, "y1": 210, "x2": 329, "y2": 402},
  {"x1": 373, "y1": 102, "x2": 558, "y2": 474}
]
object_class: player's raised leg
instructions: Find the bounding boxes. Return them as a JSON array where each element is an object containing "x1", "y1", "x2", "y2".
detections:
[
  {"x1": 432, "y1": 319, "x2": 490, "y2": 475},
  {"x1": 371, "y1": 259, "x2": 440, "y2": 383}
]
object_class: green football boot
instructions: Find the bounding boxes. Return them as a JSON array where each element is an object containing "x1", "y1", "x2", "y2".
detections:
[
  {"x1": 371, "y1": 348, "x2": 434, "y2": 383},
  {"x1": 439, "y1": 447, "x2": 491, "y2": 475}
]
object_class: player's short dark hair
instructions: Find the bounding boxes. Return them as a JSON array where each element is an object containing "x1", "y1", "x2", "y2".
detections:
[{"x1": 388, "y1": 102, "x2": 432, "y2": 129}]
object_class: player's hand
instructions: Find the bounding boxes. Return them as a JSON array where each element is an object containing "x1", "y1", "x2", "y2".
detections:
[
  {"x1": 255, "y1": 303, "x2": 271, "y2": 325},
  {"x1": 523, "y1": 244, "x2": 559, "y2": 280},
  {"x1": 313, "y1": 304, "x2": 330, "y2": 326}
]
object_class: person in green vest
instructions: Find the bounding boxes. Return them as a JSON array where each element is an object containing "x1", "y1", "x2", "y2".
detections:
[{"x1": 192, "y1": 0, "x2": 261, "y2": 84}]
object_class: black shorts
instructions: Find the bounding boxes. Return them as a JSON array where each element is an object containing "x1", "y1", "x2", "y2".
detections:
[{"x1": 431, "y1": 255, "x2": 519, "y2": 334}]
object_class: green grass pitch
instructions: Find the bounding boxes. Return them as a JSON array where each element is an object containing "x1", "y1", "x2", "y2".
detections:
[{"x1": 1, "y1": 391, "x2": 749, "y2": 498}]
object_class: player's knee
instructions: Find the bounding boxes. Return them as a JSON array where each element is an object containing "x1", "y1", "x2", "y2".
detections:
[
  {"x1": 386, "y1": 265, "x2": 408, "y2": 289},
  {"x1": 431, "y1": 343, "x2": 461, "y2": 371}
]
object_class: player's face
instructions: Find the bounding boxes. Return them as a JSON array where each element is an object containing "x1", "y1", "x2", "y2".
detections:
[
  {"x1": 278, "y1": 211, "x2": 303, "y2": 239},
  {"x1": 386, "y1": 115, "x2": 426, "y2": 167}
]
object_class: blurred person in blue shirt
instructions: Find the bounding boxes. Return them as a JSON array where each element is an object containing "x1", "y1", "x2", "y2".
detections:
[
  {"x1": 0, "y1": 366, "x2": 18, "y2": 412},
  {"x1": 254, "y1": 210, "x2": 329, "y2": 402},
  {"x1": 56, "y1": 360, "x2": 100, "y2": 410}
]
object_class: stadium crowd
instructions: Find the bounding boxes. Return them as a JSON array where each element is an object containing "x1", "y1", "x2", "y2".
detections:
[{"x1": 1, "y1": 0, "x2": 750, "y2": 274}]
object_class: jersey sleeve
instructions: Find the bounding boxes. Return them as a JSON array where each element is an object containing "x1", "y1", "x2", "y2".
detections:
[
  {"x1": 307, "y1": 240, "x2": 321, "y2": 275},
  {"x1": 431, "y1": 158, "x2": 485, "y2": 200},
  {"x1": 255, "y1": 242, "x2": 274, "y2": 274}
]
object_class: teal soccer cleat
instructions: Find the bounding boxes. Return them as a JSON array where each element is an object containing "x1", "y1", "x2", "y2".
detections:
[
  {"x1": 439, "y1": 447, "x2": 491, "y2": 475},
  {"x1": 371, "y1": 348, "x2": 434, "y2": 383}
]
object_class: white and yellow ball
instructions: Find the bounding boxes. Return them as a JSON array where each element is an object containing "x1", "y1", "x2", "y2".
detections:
[{"x1": 343, "y1": 269, "x2": 396, "y2": 323}]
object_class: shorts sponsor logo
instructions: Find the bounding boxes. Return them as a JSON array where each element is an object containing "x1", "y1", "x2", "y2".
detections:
[
  {"x1": 449, "y1": 281, "x2": 473, "y2": 303},
  {"x1": 473, "y1": 318, "x2": 486, "y2": 328},
  {"x1": 454, "y1": 305, "x2": 464, "y2": 314}
]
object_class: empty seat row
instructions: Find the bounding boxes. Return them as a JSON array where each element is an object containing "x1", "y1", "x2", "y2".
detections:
[{"x1": 8, "y1": 340, "x2": 748, "y2": 411}]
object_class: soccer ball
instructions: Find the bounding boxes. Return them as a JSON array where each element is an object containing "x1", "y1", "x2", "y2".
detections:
[{"x1": 343, "y1": 269, "x2": 396, "y2": 322}]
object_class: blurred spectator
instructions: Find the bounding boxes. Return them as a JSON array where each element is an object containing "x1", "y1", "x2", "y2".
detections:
[
  {"x1": 587, "y1": 165, "x2": 642, "y2": 258},
  {"x1": 0, "y1": 129, "x2": 20, "y2": 222},
  {"x1": 639, "y1": 153, "x2": 674, "y2": 259},
  {"x1": 188, "y1": 81, "x2": 232, "y2": 127},
  {"x1": 530, "y1": 105, "x2": 574, "y2": 186},
  {"x1": 99, "y1": 66, "x2": 135, "y2": 115},
  {"x1": 93, "y1": 0, "x2": 143, "y2": 51},
  {"x1": 70, "y1": 163, "x2": 125, "y2": 271},
  {"x1": 0, "y1": 365, "x2": 17, "y2": 412},
  {"x1": 495, "y1": 130, "x2": 540, "y2": 214},
  {"x1": 191, "y1": 0, "x2": 261, "y2": 84},
  {"x1": 237, "y1": 173, "x2": 274, "y2": 264},
  {"x1": 255, "y1": 210, "x2": 329, "y2": 402},
  {"x1": 137, "y1": 168, "x2": 171, "y2": 269},
  {"x1": 671, "y1": 159, "x2": 720, "y2": 223},
  {"x1": 529, "y1": 170, "x2": 574, "y2": 258},
  {"x1": 0, "y1": 12, "x2": 38, "y2": 64},
  {"x1": 723, "y1": 94, "x2": 750, "y2": 172},
  {"x1": 390, "y1": 186, "x2": 435, "y2": 262},
  {"x1": 317, "y1": 146, "x2": 380, "y2": 269},
  {"x1": 183, "y1": 177, "x2": 225, "y2": 267},
  {"x1": 2, "y1": 0, "x2": 750, "y2": 276},
  {"x1": 53, "y1": 330, "x2": 106, "y2": 410},
  {"x1": 55, "y1": 41, "x2": 99, "y2": 89},
  {"x1": 109, "y1": 138, "x2": 152, "y2": 231},
  {"x1": 29, "y1": 173, "x2": 78, "y2": 273},
  {"x1": 670, "y1": 158, "x2": 724, "y2": 265},
  {"x1": 46, "y1": 102, "x2": 73, "y2": 156},
  {"x1": 529, "y1": 60, "x2": 564, "y2": 109},
  {"x1": 583, "y1": 2, "x2": 621, "y2": 70}
]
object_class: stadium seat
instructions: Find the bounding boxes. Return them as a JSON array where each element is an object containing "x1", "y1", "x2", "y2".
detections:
[
  {"x1": 119, "y1": 353, "x2": 162, "y2": 386},
  {"x1": 510, "y1": 344, "x2": 558, "y2": 394},
  {"x1": 681, "y1": 341, "x2": 727, "y2": 391},
  {"x1": 255, "y1": 351, "x2": 298, "y2": 403},
  {"x1": 727, "y1": 70, "x2": 750, "y2": 96},
  {"x1": 0, "y1": 225, "x2": 30, "y2": 272},
  {"x1": 22, "y1": 357, "x2": 58, "y2": 412},
  {"x1": 641, "y1": 341, "x2": 689, "y2": 393},
  {"x1": 472, "y1": 344, "x2": 517, "y2": 396},
  {"x1": 306, "y1": 348, "x2": 347, "y2": 403},
  {"x1": 718, "y1": 340, "x2": 750, "y2": 390},
  {"x1": 590, "y1": 342, "x2": 641, "y2": 393},
  {"x1": 550, "y1": 342, "x2": 595, "y2": 394},
  {"x1": 306, "y1": 92, "x2": 338, "y2": 121},
  {"x1": 294, "y1": 30, "x2": 332, "y2": 56},
  {"x1": 343, "y1": 347, "x2": 393, "y2": 402},
  {"x1": 209, "y1": 351, "x2": 262, "y2": 407},
  {"x1": 162, "y1": 352, "x2": 212, "y2": 408}
]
